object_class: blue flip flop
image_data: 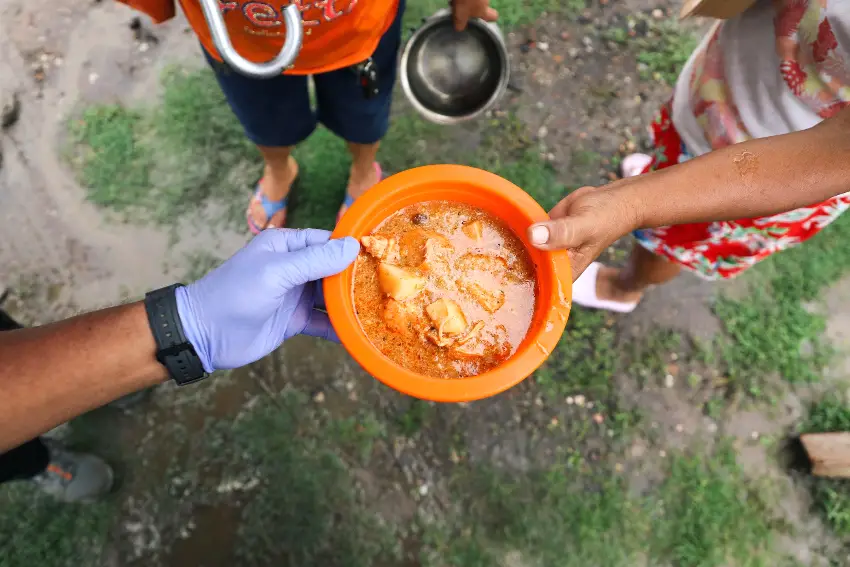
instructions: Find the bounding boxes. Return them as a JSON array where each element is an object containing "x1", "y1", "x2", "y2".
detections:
[
  {"x1": 337, "y1": 162, "x2": 383, "y2": 223},
  {"x1": 247, "y1": 180, "x2": 288, "y2": 235}
]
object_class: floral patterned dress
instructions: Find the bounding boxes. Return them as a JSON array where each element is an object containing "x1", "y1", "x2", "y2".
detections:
[{"x1": 634, "y1": 0, "x2": 850, "y2": 280}]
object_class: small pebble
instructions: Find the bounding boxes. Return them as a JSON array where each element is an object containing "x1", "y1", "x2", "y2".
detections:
[
  {"x1": 537, "y1": 41, "x2": 549, "y2": 52},
  {"x1": 659, "y1": 450, "x2": 667, "y2": 457},
  {"x1": 88, "y1": 72, "x2": 99, "y2": 85},
  {"x1": 537, "y1": 125, "x2": 548, "y2": 139},
  {"x1": 581, "y1": 36, "x2": 593, "y2": 47},
  {"x1": 675, "y1": 424, "x2": 684, "y2": 433},
  {"x1": 312, "y1": 391, "x2": 325, "y2": 403},
  {"x1": 574, "y1": 394, "x2": 586, "y2": 407},
  {"x1": 615, "y1": 463, "x2": 623, "y2": 472},
  {"x1": 587, "y1": 402, "x2": 594, "y2": 409},
  {"x1": 664, "y1": 374, "x2": 675, "y2": 388},
  {"x1": 139, "y1": 42, "x2": 150, "y2": 53},
  {"x1": 566, "y1": 396, "x2": 574, "y2": 405},
  {"x1": 550, "y1": 417, "x2": 559, "y2": 426},
  {"x1": 536, "y1": 101, "x2": 545, "y2": 109},
  {"x1": 568, "y1": 47, "x2": 580, "y2": 58},
  {"x1": 652, "y1": 8, "x2": 664, "y2": 19},
  {"x1": 707, "y1": 422, "x2": 718, "y2": 433},
  {"x1": 751, "y1": 431, "x2": 760, "y2": 440},
  {"x1": 418, "y1": 484, "x2": 429, "y2": 496}
]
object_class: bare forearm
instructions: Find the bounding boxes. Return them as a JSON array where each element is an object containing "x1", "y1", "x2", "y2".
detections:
[
  {"x1": 0, "y1": 302, "x2": 167, "y2": 451},
  {"x1": 621, "y1": 109, "x2": 850, "y2": 230}
]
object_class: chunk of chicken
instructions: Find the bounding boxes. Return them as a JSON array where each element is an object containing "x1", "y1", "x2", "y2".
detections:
[
  {"x1": 400, "y1": 229, "x2": 451, "y2": 266},
  {"x1": 455, "y1": 321, "x2": 485, "y2": 345},
  {"x1": 378, "y1": 263, "x2": 426, "y2": 301},
  {"x1": 361, "y1": 235, "x2": 399, "y2": 264},
  {"x1": 460, "y1": 281, "x2": 505, "y2": 313},
  {"x1": 462, "y1": 220, "x2": 484, "y2": 242},
  {"x1": 384, "y1": 299, "x2": 425, "y2": 335},
  {"x1": 426, "y1": 298, "x2": 467, "y2": 336},
  {"x1": 425, "y1": 328, "x2": 455, "y2": 348},
  {"x1": 456, "y1": 253, "x2": 509, "y2": 274}
]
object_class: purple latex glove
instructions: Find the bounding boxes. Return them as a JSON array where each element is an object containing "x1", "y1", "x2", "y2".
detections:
[{"x1": 175, "y1": 229, "x2": 360, "y2": 372}]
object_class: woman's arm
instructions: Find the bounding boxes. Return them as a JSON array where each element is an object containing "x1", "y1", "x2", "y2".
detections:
[{"x1": 528, "y1": 106, "x2": 850, "y2": 278}]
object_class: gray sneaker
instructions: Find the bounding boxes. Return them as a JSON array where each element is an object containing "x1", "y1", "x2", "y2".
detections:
[{"x1": 31, "y1": 443, "x2": 114, "y2": 502}]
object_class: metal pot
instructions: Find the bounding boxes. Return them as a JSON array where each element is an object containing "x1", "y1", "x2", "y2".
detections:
[{"x1": 400, "y1": 9, "x2": 510, "y2": 125}]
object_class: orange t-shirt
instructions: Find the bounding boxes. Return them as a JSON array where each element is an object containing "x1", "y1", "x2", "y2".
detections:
[{"x1": 178, "y1": 0, "x2": 399, "y2": 75}]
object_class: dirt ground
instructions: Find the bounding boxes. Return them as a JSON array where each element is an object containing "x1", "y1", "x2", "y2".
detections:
[{"x1": 3, "y1": 0, "x2": 850, "y2": 566}]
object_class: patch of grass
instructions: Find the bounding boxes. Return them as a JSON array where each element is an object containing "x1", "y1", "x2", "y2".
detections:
[
  {"x1": 431, "y1": 441, "x2": 783, "y2": 567},
  {"x1": 0, "y1": 484, "x2": 112, "y2": 567},
  {"x1": 801, "y1": 397, "x2": 850, "y2": 539},
  {"x1": 532, "y1": 307, "x2": 617, "y2": 400},
  {"x1": 711, "y1": 212, "x2": 850, "y2": 396},
  {"x1": 635, "y1": 22, "x2": 698, "y2": 85},
  {"x1": 652, "y1": 443, "x2": 778, "y2": 567},
  {"x1": 223, "y1": 390, "x2": 399, "y2": 566},
  {"x1": 395, "y1": 399, "x2": 435, "y2": 437},
  {"x1": 426, "y1": 465, "x2": 647, "y2": 567},
  {"x1": 70, "y1": 67, "x2": 258, "y2": 231},
  {"x1": 625, "y1": 329, "x2": 683, "y2": 387}
]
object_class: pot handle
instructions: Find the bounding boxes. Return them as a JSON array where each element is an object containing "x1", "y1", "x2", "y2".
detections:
[{"x1": 198, "y1": 0, "x2": 303, "y2": 79}]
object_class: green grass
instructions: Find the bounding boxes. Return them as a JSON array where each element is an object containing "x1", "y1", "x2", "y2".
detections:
[
  {"x1": 636, "y1": 23, "x2": 697, "y2": 85},
  {"x1": 216, "y1": 390, "x2": 399, "y2": 566},
  {"x1": 0, "y1": 484, "x2": 113, "y2": 567},
  {"x1": 605, "y1": 18, "x2": 698, "y2": 85},
  {"x1": 532, "y1": 308, "x2": 617, "y2": 400},
  {"x1": 708, "y1": 212, "x2": 850, "y2": 397},
  {"x1": 801, "y1": 397, "x2": 850, "y2": 539},
  {"x1": 427, "y1": 441, "x2": 781, "y2": 567},
  {"x1": 652, "y1": 444, "x2": 778, "y2": 567},
  {"x1": 425, "y1": 466, "x2": 647, "y2": 567},
  {"x1": 70, "y1": 68, "x2": 258, "y2": 231}
]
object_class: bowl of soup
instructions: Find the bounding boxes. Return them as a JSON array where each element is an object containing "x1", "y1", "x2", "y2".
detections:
[{"x1": 324, "y1": 165, "x2": 571, "y2": 402}]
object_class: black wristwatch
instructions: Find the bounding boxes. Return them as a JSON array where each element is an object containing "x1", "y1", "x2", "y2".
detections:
[{"x1": 144, "y1": 284, "x2": 207, "y2": 386}]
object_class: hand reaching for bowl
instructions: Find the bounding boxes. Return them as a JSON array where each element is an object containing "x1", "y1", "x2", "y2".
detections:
[
  {"x1": 527, "y1": 184, "x2": 642, "y2": 281},
  {"x1": 451, "y1": 0, "x2": 498, "y2": 31}
]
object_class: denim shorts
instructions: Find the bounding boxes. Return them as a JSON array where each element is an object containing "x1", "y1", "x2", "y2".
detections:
[{"x1": 204, "y1": 0, "x2": 405, "y2": 147}]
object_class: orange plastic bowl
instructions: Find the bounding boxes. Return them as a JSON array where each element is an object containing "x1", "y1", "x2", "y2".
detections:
[{"x1": 324, "y1": 165, "x2": 572, "y2": 402}]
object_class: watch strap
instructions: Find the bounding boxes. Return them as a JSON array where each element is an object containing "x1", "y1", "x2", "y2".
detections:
[{"x1": 144, "y1": 284, "x2": 207, "y2": 386}]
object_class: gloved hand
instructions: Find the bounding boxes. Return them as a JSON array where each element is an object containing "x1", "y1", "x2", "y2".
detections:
[{"x1": 175, "y1": 229, "x2": 360, "y2": 372}]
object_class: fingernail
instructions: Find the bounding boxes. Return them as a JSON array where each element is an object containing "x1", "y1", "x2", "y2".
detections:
[{"x1": 530, "y1": 225, "x2": 549, "y2": 245}]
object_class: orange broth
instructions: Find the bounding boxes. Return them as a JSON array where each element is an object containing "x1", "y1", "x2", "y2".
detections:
[{"x1": 352, "y1": 200, "x2": 537, "y2": 378}]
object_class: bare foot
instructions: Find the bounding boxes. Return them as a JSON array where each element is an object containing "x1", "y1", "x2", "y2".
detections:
[
  {"x1": 337, "y1": 162, "x2": 381, "y2": 222},
  {"x1": 249, "y1": 155, "x2": 299, "y2": 230},
  {"x1": 595, "y1": 266, "x2": 644, "y2": 305}
]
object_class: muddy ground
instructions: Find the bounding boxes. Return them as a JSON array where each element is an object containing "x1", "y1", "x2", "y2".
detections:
[{"x1": 3, "y1": 0, "x2": 850, "y2": 566}]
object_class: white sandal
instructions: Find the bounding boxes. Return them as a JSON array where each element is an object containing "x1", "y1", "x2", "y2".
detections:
[
  {"x1": 572, "y1": 262, "x2": 638, "y2": 313},
  {"x1": 621, "y1": 153, "x2": 653, "y2": 178}
]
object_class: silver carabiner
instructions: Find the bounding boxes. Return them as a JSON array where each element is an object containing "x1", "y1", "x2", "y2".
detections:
[{"x1": 198, "y1": 0, "x2": 304, "y2": 79}]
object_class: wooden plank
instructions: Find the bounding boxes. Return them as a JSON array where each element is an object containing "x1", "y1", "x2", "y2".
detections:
[
  {"x1": 680, "y1": 0, "x2": 757, "y2": 20},
  {"x1": 800, "y1": 432, "x2": 850, "y2": 478}
]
